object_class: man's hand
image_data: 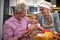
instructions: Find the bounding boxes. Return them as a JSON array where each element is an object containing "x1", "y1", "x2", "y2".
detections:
[{"x1": 18, "y1": 32, "x2": 30, "y2": 40}]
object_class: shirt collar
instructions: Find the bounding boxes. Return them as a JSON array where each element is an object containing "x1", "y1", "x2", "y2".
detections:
[{"x1": 10, "y1": 16, "x2": 18, "y2": 22}]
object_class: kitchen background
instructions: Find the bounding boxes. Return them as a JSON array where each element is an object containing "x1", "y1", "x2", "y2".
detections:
[{"x1": 0, "y1": 0, "x2": 60, "y2": 40}]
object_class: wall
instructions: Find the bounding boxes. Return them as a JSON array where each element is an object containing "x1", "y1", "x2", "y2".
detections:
[
  {"x1": 9, "y1": 0, "x2": 44, "y2": 6},
  {"x1": 0, "y1": 0, "x2": 4, "y2": 40},
  {"x1": 9, "y1": 0, "x2": 16, "y2": 6},
  {"x1": 51, "y1": 0, "x2": 56, "y2": 5}
]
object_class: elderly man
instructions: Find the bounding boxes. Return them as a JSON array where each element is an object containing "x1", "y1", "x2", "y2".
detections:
[{"x1": 3, "y1": 3, "x2": 29, "y2": 40}]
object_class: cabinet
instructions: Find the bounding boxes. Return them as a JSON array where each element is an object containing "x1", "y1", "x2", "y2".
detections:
[{"x1": 9, "y1": 0, "x2": 44, "y2": 15}]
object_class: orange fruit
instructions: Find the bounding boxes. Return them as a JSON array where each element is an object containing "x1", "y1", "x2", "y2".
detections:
[{"x1": 44, "y1": 32, "x2": 53, "y2": 39}]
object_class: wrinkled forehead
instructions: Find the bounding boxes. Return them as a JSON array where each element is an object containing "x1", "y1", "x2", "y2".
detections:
[{"x1": 15, "y1": 8, "x2": 26, "y2": 13}]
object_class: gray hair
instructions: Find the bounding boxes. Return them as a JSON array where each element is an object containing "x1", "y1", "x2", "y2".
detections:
[{"x1": 14, "y1": 3, "x2": 27, "y2": 14}]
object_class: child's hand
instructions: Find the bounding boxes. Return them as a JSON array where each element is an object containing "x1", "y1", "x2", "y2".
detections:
[{"x1": 30, "y1": 25, "x2": 37, "y2": 30}]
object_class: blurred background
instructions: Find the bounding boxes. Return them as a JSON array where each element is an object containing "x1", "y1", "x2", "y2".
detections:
[{"x1": 0, "y1": 0, "x2": 60, "y2": 40}]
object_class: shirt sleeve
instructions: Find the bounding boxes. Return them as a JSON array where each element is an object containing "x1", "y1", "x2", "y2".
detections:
[
  {"x1": 28, "y1": 24, "x2": 31, "y2": 28},
  {"x1": 53, "y1": 13, "x2": 60, "y2": 34},
  {"x1": 37, "y1": 23, "x2": 44, "y2": 31},
  {"x1": 37, "y1": 23, "x2": 41, "y2": 28},
  {"x1": 3, "y1": 23, "x2": 18, "y2": 40}
]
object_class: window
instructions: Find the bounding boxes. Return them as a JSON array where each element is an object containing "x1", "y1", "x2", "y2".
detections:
[{"x1": 28, "y1": 6, "x2": 40, "y2": 14}]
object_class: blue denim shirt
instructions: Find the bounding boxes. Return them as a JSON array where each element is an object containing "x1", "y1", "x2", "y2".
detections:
[{"x1": 39, "y1": 12, "x2": 60, "y2": 34}]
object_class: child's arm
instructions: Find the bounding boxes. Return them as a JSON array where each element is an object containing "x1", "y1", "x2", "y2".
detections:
[
  {"x1": 22, "y1": 24, "x2": 34, "y2": 36},
  {"x1": 37, "y1": 23, "x2": 44, "y2": 31},
  {"x1": 25, "y1": 24, "x2": 38, "y2": 33}
]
